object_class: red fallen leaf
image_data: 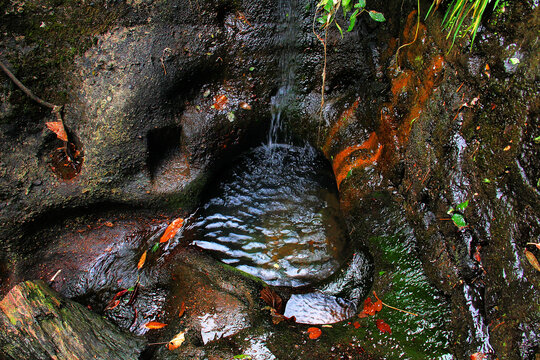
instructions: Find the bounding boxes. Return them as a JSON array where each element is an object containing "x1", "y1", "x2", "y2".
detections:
[
  {"x1": 376, "y1": 319, "x2": 391, "y2": 334},
  {"x1": 473, "y1": 246, "x2": 482, "y2": 263},
  {"x1": 212, "y1": 94, "x2": 228, "y2": 110},
  {"x1": 372, "y1": 291, "x2": 383, "y2": 312},
  {"x1": 104, "y1": 221, "x2": 114, "y2": 227},
  {"x1": 353, "y1": 321, "x2": 361, "y2": 329},
  {"x1": 137, "y1": 250, "x2": 147, "y2": 270},
  {"x1": 363, "y1": 297, "x2": 377, "y2": 316},
  {"x1": 45, "y1": 121, "x2": 68, "y2": 142},
  {"x1": 307, "y1": 327, "x2": 322, "y2": 339},
  {"x1": 470, "y1": 353, "x2": 487, "y2": 360},
  {"x1": 260, "y1": 287, "x2": 284, "y2": 314},
  {"x1": 160, "y1": 218, "x2": 184, "y2": 243},
  {"x1": 105, "y1": 299, "x2": 120, "y2": 311},
  {"x1": 104, "y1": 289, "x2": 130, "y2": 310},
  {"x1": 179, "y1": 302, "x2": 186, "y2": 318},
  {"x1": 358, "y1": 311, "x2": 369, "y2": 318},
  {"x1": 143, "y1": 321, "x2": 167, "y2": 329}
]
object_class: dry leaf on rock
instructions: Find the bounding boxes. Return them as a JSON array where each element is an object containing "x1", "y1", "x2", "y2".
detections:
[
  {"x1": 168, "y1": 330, "x2": 186, "y2": 350},
  {"x1": 143, "y1": 321, "x2": 167, "y2": 329},
  {"x1": 137, "y1": 250, "x2": 147, "y2": 270},
  {"x1": 160, "y1": 218, "x2": 184, "y2": 243},
  {"x1": 45, "y1": 121, "x2": 68, "y2": 141}
]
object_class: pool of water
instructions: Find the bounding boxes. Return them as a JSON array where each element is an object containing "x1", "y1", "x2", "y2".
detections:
[{"x1": 188, "y1": 143, "x2": 350, "y2": 287}]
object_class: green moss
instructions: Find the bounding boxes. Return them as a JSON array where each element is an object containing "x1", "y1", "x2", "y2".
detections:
[
  {"x1": 0, "y1": 0, "x2": 127, "y2": 120},
  {"x1": 219, "y1": 263, "x2": 268, "y2": 286}
]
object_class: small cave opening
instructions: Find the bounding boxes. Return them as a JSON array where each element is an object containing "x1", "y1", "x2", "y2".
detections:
[{"x1": 146, "y1": 125, "x2": 184, "y2": 180}]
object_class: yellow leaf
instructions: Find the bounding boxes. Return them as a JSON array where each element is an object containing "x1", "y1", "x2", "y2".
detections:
[
  {"x1": 137, "y1": 250, "x2": 147, "y2": 270},
  {"x1": 168, "y1": 330, "x2": 186, "y2": 350}
]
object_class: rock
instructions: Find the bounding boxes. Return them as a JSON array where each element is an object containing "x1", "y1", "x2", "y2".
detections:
[{"x1": 0, "y1": 280, "x2": 146, "y2": 360}]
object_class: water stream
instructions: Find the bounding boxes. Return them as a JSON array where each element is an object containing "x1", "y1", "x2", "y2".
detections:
[{"x1": 186, "y1": 0, "x2": 371, "y2": 323}]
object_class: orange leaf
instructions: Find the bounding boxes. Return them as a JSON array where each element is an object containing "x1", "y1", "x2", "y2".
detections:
[
  {"x1": 143, "y1": 321, "x2": 167, "y2": 329},
  {"x1": 376, "y1": 319, "x2": 391, "y2": 334},
  {"x1": 212, "y1": 94, "x2": 228, "y2": 110},
  {"x1": 353, "y1": 321, "x2": 361, "y2": 329},
  {"x1": 179, "y1": 302, "x2": 186, "y2": 318},
  {"x1": 105, "y1": 299, "x2": 120, "y2": 311},
  {"x1": 160, "y1": 218, "x2": 184, "y2": 243},
  {"x1": 167, "y1": 330, "x2": 186, "y2": 350},
  {"x1": 137, "y1": 250, "x2": 147, "y2": 270},
  {"x1": 470, "y1": 353, "x2": 487, "y2": 360},
  {"x1": 239, "y1": 101, "x2": 252, "y2": 110},
  {"x1": 524, "y1": 249, "x2": 540, "y2": 272},
  {"x1": 307, "y1": 327, "x2": 322, "y2": 339},
  {"x1": 45, "y1": 121, "x2": 68, "y2": 142}
]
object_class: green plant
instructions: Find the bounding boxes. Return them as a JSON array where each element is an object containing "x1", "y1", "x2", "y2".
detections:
[
  {"x1": 447, "y1": 200, "x2": 469, "y2": 229},
  {"x1": 313, "y1": 0, "x2": 385, "y2": 111},
  {"x1": 315, "y1": 0, "x2": 385, "y2": 37},
  {"x1": 426, "y1": 0, "x2": 501, "y2": 50}
]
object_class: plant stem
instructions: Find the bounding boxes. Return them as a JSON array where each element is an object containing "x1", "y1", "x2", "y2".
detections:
[
  {"x1": 0, "y1": 59, "x2": 56, "y2": 109},
  {"x1": 373, "y1": 291, "x2": 419, "y2": 316}
]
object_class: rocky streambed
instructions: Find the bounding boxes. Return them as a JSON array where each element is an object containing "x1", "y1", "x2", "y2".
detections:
[{"x1": 0, "y1": 0, "x2": 538, "y2": 359}]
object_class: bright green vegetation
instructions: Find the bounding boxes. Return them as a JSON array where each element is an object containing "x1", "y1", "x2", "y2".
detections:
[
  {"x1": 315, "y1": 0, "x2": 385, "y2": 37},
  {"x1": 426, "y1": 0, "x2": 501, "y2": 50}
]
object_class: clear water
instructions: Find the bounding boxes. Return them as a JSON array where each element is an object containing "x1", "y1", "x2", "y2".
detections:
[{"x1": 190, "y1": 144, "x2": 349, "y2": 287}]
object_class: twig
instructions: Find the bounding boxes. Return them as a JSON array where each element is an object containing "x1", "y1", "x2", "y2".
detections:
[
  {"x1": 395, "y1": 0, "x2": 421, "y2": 69},
  {"x1": 0, "y1": 59, "x2": 56, "y2": 109},
  {"x1": 373, "y1": 291, "x2": 419, "y2": 317},
  {"x1": 1, "y1": 58, "x2": 73, "y2": 161}
]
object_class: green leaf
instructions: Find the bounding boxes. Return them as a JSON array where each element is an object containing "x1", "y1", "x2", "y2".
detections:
[
  {"x1": 342, "y1": 0, "x2": 351, "y2": 10},
  {"x1": 368, "y1": 10, "x2": 385, "y2": 22},
  {"x1": 455, "y1": 200, "x2": 469, "y2": 212},
  {"x1": 151, "y1": 243, "x2": 160, "y2": 253},
  {"x1": 324, "y1": 0, "x2": 333, "y2": 12},
  {"x1": 346, "y1": 169, "x2": 353, "y2": 178},
  {"x1": 509, "y1": 57, "x2": 520, "y2": 65},
  {"x1": 533, "y1": 135, "x2": 540, "y2": 143},
  {"x1": 482, "y1": 178, "x2": 491, "y2": 183},
  {"x1": 127, "y1": 287, "x2": 135, "y2": 292},
  {"x1": 451, "y1": 213, "x2": 468, "y2": 229},
  {"x1": 378, "y1": 270, "x2": 386, "y2": 276},
  {"x1": 335, "y1": 21, "x2": 343, "y2": 37},
  {"x1": 317, "y1": 15, "x2": 327, "y2": 24},
  {"x1": 356, "y1": 0, "x2": 366, "y2": 8},
  {"x1": 233, "y1": 355, "x2": 252, "y2": 360},
  {"x1": 249, "y1": 66, "x2": 255, "y2": 72},
  {"x1": 347, "y1": 10, "x2": 359, "y2": 31}
]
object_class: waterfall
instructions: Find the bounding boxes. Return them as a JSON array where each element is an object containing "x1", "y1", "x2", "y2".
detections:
[{"x1": 267, "y1": 0, "x2": 300, "y2": 145}]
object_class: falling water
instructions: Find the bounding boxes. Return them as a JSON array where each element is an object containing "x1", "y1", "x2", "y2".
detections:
[
  {"x1": 186, "y1": 0, "x2": 372, "y2": 324},
  {"x1": 267, "y1": 0, "x2": 300, "y2": 145}
]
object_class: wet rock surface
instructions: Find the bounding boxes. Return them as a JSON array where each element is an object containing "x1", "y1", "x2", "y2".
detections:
[
  {"x1": 0, "y1": 280, "x2": 146, "y2": 360},
  {"x1": 1, "y1": 0, "x2": 539, "y2": 359}
]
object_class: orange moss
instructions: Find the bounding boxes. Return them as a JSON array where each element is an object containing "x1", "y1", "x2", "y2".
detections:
[
  {"x1": 335, "y1": 144, "x2": 383, "y2": 189},
  {"x1": 391, "y1": 71, "x2": 414, "y2": 97},
  {"x1": 331, "y1": 132, "x2": 382, "y2": 189},
  {"x1": 323, "y1": 99, "x2": 360, "y2": 155}
]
